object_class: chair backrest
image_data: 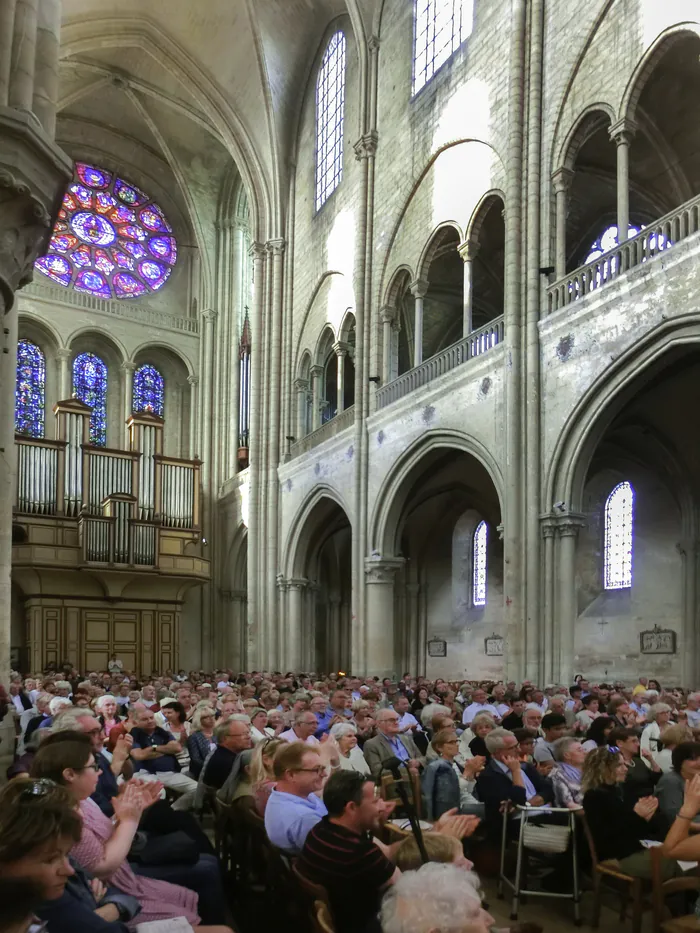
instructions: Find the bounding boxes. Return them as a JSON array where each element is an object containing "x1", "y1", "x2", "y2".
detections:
[
  {"x1": 313, "y1": 900, "x2": 336, "y2": 933},
  {"x1": 292, "y1": 862, "x2": 331, "y2": 906},
  {"x1": 651, "y1": 846, "x2": 700, "y2": 933},
  {"x1": 576, "y1": 810, "x2": 600, "y2": 871},
  {"x1": 379, "y1": 768, "x2": 423, "y2": 818}
]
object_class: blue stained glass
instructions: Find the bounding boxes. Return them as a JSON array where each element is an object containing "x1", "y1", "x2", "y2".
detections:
[
  {"x1": 15, "y1": 339, "x2": 45, "y2": 437},
  {"x1": 132, "y1": 364, "x2": 164, "y2": 417},
  {"x1": 34, "y1": 162, "x2": 177, "y2": 299},
  {"x1": 73, "y1": 352, "x2": 108, "y2": 446}
]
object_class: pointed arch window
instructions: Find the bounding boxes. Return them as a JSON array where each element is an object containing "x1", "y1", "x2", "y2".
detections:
[
  {"x1": 413, "y1": 0, "x2": 474, "y2": 95},
  {"x1": 72, "y1": 352, "x2": 108, "y2": 446},
  {"x1": 315, "y1": 31, "x2": 347, "y2": 211},
  {"x1": 472, "y1": 520, "x2": 487, "y2": 606},
  {"x1": 132, "y1": 364, "x2": 164, "y2": 417},
  {"x1": 604, "y1": 481, "x2": 634, "y2": 590},
  {"x1": 15, "y1": 339, "x2": 46, "y2": 438}
]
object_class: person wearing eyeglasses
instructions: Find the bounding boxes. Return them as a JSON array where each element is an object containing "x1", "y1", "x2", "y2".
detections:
[
  {"x1": 264, "y1": 742, "x2": 330, "y2": 854},
  {"x1": 362, "y1": 708, "x2": 424, "y2": 782},
  {"x1": 421, "y1": 729, "x2": 486, "y2": 821}
]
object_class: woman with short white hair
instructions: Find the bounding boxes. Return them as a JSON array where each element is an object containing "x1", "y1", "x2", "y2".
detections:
[
  {"x1": 641, "y1": 702, "x2": 673, "y2": 764},
  {"x1": 330, "y1": 721, "x2": 370, "y2": 774}
]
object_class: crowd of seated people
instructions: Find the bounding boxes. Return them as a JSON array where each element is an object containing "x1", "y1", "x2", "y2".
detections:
[{"x1": 4, "y1": 664, "x2": 700, "y2": 931}]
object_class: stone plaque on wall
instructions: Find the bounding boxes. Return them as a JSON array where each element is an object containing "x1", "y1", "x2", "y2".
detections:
[
  {"x1": 640, "y1": 626, "x2": 676, "y2": 655},
  {"x1": 428, "y1": 638, "x2": 447, "y2": 657},
  {"x1": 484, "y1": 634, "x2": 504, "y2": 656}
]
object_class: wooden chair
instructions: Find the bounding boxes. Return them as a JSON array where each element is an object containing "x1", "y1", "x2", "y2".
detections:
[
  {"x1": 650, "y1": 844, "x2": 700, "y2": 933},
  {"x1": 313, "y1": 900, "x2": 336, "y2": 933},
  {"x1": 379, "y1": 767, "x2": 423, "y2": 818},
  {"x1": 292, "y1": 863, "x2": 335, "y2": 932},
  {"x1": 212, "y1": 795, "x2": 233, "y2": 869},
  {"x1": 578, "y1": 810, "x2": 646, "y2": 932}
]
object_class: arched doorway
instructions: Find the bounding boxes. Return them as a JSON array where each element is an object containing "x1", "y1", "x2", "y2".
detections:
[
  {"x1": 373, "y1": 439, "x2": 503, "y2": 679},
  {"x1": 287, "y1": 494, "x2": 352, "y2": 673}
]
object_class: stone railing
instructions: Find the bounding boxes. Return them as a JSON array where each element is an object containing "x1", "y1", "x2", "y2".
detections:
[
  {"x1": 289, "y1": 404, "x2": 355, "y2": 458},
  {"x1": 376, "y1": 317, "x2": 505, "y2": 410},
  {"x1": 547, "y1": 193, "x2": 700, "y2": 314},
  {"x1": 20, "y1": 281, "x2": 199, "y2": 336}
]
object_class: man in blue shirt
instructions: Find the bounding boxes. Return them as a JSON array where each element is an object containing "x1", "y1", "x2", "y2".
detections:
[
  {"x1": 362, "y1": 708, "x2": 424, "y2": 781},
  {"x1": 264, "y1": 741, "x2": 331, "y2": 854},
  {"x1": 130, "y1": 708, "x2": 198, "y2": 810}
]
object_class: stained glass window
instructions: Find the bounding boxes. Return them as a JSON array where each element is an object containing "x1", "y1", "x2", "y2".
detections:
[
  {"x1": 472, "y1": 520, "x2": 487, "y2": 607},
  {"x1": 604, "y1": 481, "x2": 634, "y2": 590},
  {"x1": 316, "y1": 32, "x2": 346, "y2": 211},
  {"x1": 73, "y1": 352, "x2": 108, "y2": 446},
  {"x1": 413, "y1": 0, "x2": 474, "y2": 95},
  {"x1": 132, "y1": 364, "x2": 164, "y2": 417},
  {"x1": 34, "y1": 162, "x2": 177, "y2": 300},
  {"x1": 15, "y1": 339, "x2": 45, "y2": 437}
]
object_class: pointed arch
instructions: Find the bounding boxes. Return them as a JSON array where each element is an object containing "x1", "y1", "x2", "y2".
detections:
[
  {"x1": 603, "y1": 481, "x2": 634, "y2": 590},
  {"x1": 72, "y1": 352, "x2": 108, "y2": 446},
  {"x1": 316, "y1": 30, "x2": 347, "y2": 211},
  {"x1": 132, "y1": 364, "x2": 165, "y2": 417}
]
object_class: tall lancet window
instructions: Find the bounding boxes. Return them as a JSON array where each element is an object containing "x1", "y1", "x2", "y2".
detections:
[
  {"x1": 132, "y1": 364, "x2": 164, "y2": 417},
  {"x1": 15, "y1": 339, "x2": 46, "y2": 437},
  {"x1": 238, "y1": 309, "x2": 251, "y2": 451},
  {"x1": 472, "y1": 520, "x2": 487, "y2": 606},
  {"x1": 72, "y1": 352, "x2": 108, "y2": 446},
  {"x1": 315, "y1": 31, "x2": 346, "y2": 211},
  {"x1": 413, "y1": 0, "x2": 474, "y2": 95},
  {"x1": 604, "y1": 481, "x2": 634, "y2": 590}
]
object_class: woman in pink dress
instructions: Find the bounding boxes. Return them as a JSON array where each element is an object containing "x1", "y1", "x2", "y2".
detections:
[{"x1": 31, "y1": 731, "x2": 201, "y2": 930}]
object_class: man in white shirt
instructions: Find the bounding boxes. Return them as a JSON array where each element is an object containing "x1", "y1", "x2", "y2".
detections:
[
  {"x1": 394, "y1": 695, "x2": 421, "y2": 734},
  {"x1": 107, "y1": 654, "x2": 123, "y2": 674},
  {"x1": 462, "y1": 688, "x2": 499, "y2": 725},
  {"x1": 279, "y1": 710, "x2": 321, "y2": 745}
]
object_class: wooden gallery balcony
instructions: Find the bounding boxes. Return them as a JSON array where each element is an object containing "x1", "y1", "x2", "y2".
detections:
[{"x1": 13, "y1": 400, "x2": 209, "y2": 583}]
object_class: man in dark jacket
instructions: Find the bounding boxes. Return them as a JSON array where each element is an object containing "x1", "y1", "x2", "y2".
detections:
[{"x1": 475, "y1": 727, "x2": 554, "y2": 837}]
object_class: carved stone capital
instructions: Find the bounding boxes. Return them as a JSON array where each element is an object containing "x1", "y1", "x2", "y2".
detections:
[
  {"x1": 552, "y1": 167, "x2": 574, "y2": 195},
  {"x1": 354, "y1": 131, "x2": 379, "y2": 161},
  {"x1": 288, "y1": 578, "x2": 308, "y2": 592},
  {"x1": 294, "y1": 378, "x2": 309, "y2": 391},
  {"x1": 266, "y1": 237, "x2": 285, "y2": 257},
  {"x1": 201, "y1": 308, "x2": 218, "y2": 324},
  {"x1": 554, "y1": 512, "x2": 586, "y2": 538},
  {"x1": 410, "y1": 278, "x2": 429, "y2": 299},
  {"x1": 310, "y1": 364, "x2": 324, "y2": 379},
  {"x1": 380, "y1": 305, "x2": 396, "y2": 325},
  {"x1": 609, "y1": 119, "x2": 638, "y2": 147},
  {"x1": 55, "y1": 348, "x2": 71, "y2": 362},
  {"x1": 333, "y1": 341, "x2": 349, "y2": 358},
  {"x1": 0, "y1": 109, "x2": 72, "y2": 312},
  {"x1": 248, "y1": 241, "x2": 266, "y2": 263},
  {"x1": 187, "y1": 374, "x2": 200, "y2": 387},
  {"x1": 457, "y1": 237, "x2": 480, "y2": 262},
  {"x1": 365, "y1": 556, "x2": 404, "y2": 583}
]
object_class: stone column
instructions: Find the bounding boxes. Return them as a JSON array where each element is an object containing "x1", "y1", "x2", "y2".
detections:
[
  {"x1": 610, "y1": 120, "x2": 636, "y2": 245},
  {"x1": 32, "y1": 0, "x2": 60, "y2": 137},
  {"x1": 187, "y1": 374, "x2": 199, "y2": 458},
  {"x1": 680, "y1": 539, "x2": 699, "y2": 689},
  {"x1": 541, "y1": 519, "x2": 556, "y2": 685},
  {"x1": 8, "y1": 0, "x2": 38, "y2": 111},
  {"x1": 287, "y1": 579, "x2": 306, "y2": 672},
  {"x1": 410, "y1": 279, "x2": 428, "y2": 367},
  {"x1": 121, "y1": 361, "x2": 135, "y2": 446},
  {"x1": 552, "y1": 168, "x2": 573, "y2": 280},
  {"x1": 56, "y1": 346, "x2": 71, "y2": 400},
  {"x1": 199, "y1": 309, "x2": 217, "y2": 668},
  {"x1": 328, "y1": 593, "x2": 342, "y2": 671},
  {"x1": 0, "y1": 0, "x2": 17, "y2": 106},
  {"x1": 333, "y1": 342, "x2": 348, "y2": 414},
  {"x1": 364, "y1": 557, "x2": 404, "y2": 677},
  {"x1": 310, "y1": 364, "x2": 324, "y2": 431},
  {"x1": 556, "y1": 515, "x2": 585, "y2": 685},
  {"x1": 380, "y1": 306, "x2": 395, "y2": 384},
  {"x1": 405, "y1": 582, "x2": 421, "y2": 676},
  {"x1": 457, "y1": 237, "x2": 479, "y2": 336},
  {"x1": 294, "y1": 379, "x2": 308, "y2": 441},
  {"x1": 0, "y1": 106, "x2": 72, "y2": 772}
]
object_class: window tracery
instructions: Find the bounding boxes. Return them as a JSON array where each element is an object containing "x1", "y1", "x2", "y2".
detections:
[
  {"x1": 72, "y1": 352, "x2": 108, "y2": 446},
  {"x1": 35, "y1": 162, "x2": 177, "y2": 300},
  {"x1": 604, "y1": 481, "x2": 634, "y2": 590},
  {"x1": 413, "y1": 0, "x2": 474, "y2": 95},
  {"x1": 15, "y1": 339, "x2": 46, "y2": 438},
  {"x1": 132, "y1": 364, "x2": 164, "y2": 417},
  {"x1": 315, "y1": 32, "x2": 347, "y2": 211},
  {"x1": 472, "y1": 520, "x2": 487, "y2": 606}
]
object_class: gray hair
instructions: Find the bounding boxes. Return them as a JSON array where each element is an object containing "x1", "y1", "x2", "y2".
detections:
[
  {"x1": 381, "y1": 862, "x2": 484, "y2": 933},
  {"x1": 191, "y1": 706, "x2": 217, "y2": 731},
  {"x1": 647, "y1": 702, "x2": 672, "y2": 723},
  {"x1": 52, "y1": 706, "x2": 96, "y2": 732},
  {"x1": 484, "y1": 727, "x2": 516, "y2": 755},
  {"x1": 471, "y1": 711, "x2": 496, "y2": 730},
  {"x1": 553, "y1": 736, "x2": 581, "y2": 762},
  {"x1": 214, "y1": 715, "x2": 250, "y2": 743},
  {"x1": 420, "y1": 703, "x2": 450, "y2": 729},
  {"x1": 54, "y1": 680, "x2": 71, "y2": 691},
  {"x1": 330, "y1": 722, "x2": 357, "y2": 741},
  {"x1": 94, "y1": 694, "x2": 117, "y2": 711},
  {"x1": 48, "y1": 697, "x2": 73, "y2": 717}
]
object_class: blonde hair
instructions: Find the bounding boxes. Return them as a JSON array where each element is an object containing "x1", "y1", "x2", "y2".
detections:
[
  {"x1": 581, "y1": 745, "x2": 621, "y2": 793},
  {"x1": 660, "y1": 724, "x2": 692, "y2": 747},
  {"x1": 250, "y1": 738, "x2": 285, "y2": 789},
  {"x1": 191, "y1": 706, "x2": 217, "y2": 731},
  {"x1": 395, "y1": 833, "x2": 461, "y2": 872},
  {"x1": 431, "y1": 728, "x2": 457, "y2": 755}
]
